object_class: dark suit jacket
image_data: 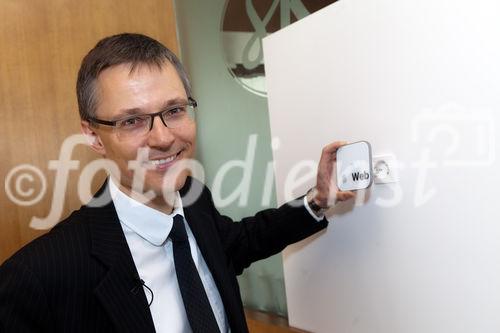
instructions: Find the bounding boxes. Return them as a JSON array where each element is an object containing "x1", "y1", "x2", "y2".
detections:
[{"x1": 0, "y1": 177, "x2": 327, "y2": 332}]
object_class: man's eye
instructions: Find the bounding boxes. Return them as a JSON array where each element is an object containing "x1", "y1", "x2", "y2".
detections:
[
  {"x1": 118, "y1": 117, "x2": 146, "y2": 128},
  {"x1": 165, "y1": 107, "x2": 186, "y2": 117}
]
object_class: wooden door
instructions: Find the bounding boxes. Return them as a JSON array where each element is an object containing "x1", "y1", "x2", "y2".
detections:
[{"x1": 0, "y1": 0, "x2": 179, "y2": 262}]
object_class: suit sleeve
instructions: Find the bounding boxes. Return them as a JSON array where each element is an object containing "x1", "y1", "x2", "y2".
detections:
[
  {"x1": 203, "y1": 188, "x2": 329, "y2": 275},
  {"x1": 0, "y1": 258, "x2": 53, "y2": 332}
]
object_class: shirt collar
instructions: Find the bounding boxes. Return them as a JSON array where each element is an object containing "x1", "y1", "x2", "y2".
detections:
[{"x1": 109, "y1": 178, "x2": 185, "y2": 246}]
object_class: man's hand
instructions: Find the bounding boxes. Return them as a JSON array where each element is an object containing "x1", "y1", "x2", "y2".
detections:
[{"x1": 312, "y1": 141, "x2": 356, "y2": 208}]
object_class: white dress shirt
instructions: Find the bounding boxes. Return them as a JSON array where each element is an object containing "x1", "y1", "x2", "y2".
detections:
[{"x1": 109, "y1": 179, "x2": 229, "y2": 333}]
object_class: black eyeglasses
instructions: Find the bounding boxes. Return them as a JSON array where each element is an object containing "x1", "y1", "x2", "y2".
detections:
[{"x1": 88, "y1": 97, "x2": 197, "y2": 139}]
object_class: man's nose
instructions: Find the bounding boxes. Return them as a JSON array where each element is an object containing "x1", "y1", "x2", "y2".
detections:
[{"x1": 147, "y1": 115, "x2": 175, "y2": 147}]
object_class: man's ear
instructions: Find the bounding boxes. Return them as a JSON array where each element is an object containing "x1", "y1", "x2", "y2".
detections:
[{"x1": 81, "y1": 120, "x2": 106, "y2": 156}]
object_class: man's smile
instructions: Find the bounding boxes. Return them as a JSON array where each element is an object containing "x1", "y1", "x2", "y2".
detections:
[{"x1": 142, "y1": 150, "x2": 183, "y2": 171}]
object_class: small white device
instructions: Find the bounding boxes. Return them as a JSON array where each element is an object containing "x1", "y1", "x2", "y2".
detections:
[{"x1": 336, "y1": 141, "x2": 373, "y2": 191}]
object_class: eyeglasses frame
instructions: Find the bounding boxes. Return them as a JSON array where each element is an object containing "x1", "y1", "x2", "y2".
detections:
[{"x1": 87, "y1": 97, "x2": 197, "y2": 132}]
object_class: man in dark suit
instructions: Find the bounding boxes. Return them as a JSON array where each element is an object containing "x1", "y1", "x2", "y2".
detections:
[{"x1": 0, "y1": 33, "x2": 354, "y2": 332}]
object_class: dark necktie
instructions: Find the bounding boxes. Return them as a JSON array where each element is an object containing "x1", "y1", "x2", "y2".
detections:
[{"x1": 170, "y1": 215, "x2": 221, "y2": 333}]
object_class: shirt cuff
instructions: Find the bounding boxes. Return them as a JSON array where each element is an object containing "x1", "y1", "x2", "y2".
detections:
[{"x1": 303, "y1": 195, "x2": 325, "y2": 222}]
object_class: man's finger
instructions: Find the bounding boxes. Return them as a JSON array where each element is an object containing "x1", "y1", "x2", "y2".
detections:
[
  {"x1": 336, "y1": 191, "x2": 356, "y2": 202},
  {"x1": 321, "y1": 141, "x2": 349, "y2": 155}
]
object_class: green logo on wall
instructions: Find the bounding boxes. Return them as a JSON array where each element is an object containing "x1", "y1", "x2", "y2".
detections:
[{"x1": 221, "y1": 0, "x2": 336, "y2": 97}]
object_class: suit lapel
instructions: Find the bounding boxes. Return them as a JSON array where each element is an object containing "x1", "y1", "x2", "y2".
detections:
[
  {"x1": 86, "y1": 182, "x2": 156, "y2": 333},
  {"x1": 181, "y1": 178, "x2": 246, "y2": 331}
]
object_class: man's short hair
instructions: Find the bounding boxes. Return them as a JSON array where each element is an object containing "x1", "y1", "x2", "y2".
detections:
[{"x1": 76, "y1": 33, "x2": 192, "y2": 120}]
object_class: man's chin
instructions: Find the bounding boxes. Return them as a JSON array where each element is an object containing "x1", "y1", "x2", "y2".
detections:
[{"x1": 146, "y1": 172, "x2": 189, "y2": 196}]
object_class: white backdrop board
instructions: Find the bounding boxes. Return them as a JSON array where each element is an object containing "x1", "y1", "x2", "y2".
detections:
[{"x1": 263, "y1": 1, "x2": 500, "y2": 332}]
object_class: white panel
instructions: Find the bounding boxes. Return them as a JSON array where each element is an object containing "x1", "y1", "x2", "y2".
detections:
[{"x1": 263, "y1": 0, "x2": 500, "y2": 332}]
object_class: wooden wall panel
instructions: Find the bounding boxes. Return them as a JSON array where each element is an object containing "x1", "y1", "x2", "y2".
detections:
[
  {"x1": 0, "y1": 0, "x2": 179, "y2": 262},
  {"x1": 245, "y1": 309, "x2": 310, "y2": 333}
]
